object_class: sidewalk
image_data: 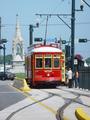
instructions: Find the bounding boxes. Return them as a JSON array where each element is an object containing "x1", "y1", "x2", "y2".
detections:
[{"x1": 62, "y1": 88, "x2": 90, "y2": 120}]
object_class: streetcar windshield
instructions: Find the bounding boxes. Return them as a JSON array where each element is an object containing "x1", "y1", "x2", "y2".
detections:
[
  {"x1": 35, "y1": 54, "x2": 43, "y2": 68},
  {"x1": 35, "y1": 54, "x2": 61, "y2": 69},
  {"x1": 44, "y1": 54, "x2": 52, "y2": 68},
  {"x1": 45, "y1": 58, "x2": 51, "y2": 68},
  {"x1": 36, "y1": 58, "x2": 42, "y2": 68}
]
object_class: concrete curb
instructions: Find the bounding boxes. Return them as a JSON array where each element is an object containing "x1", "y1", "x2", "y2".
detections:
[
  {"x1": 75, "y1": 107, "x2": 90, "y2": 120},
  {"x1": 13, "y1": 78, "x2": 31, "y2": 92}
]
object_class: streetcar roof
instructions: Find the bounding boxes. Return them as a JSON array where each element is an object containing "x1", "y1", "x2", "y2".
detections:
[{"x1": 30, "y1": 46, "x2": 62, "y2": 53}]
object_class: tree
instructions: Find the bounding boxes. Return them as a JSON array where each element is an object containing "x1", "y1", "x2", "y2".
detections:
[
  {"x1": 0, "y1": 54, "x2": 12, "y2": 64},
  {"x1": 5, "y1": 54, "x2": 12, "y2": 64}
]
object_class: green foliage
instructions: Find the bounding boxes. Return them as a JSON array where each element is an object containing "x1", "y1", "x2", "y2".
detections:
[
  {"x1": 16, "y1": 73, "x2": 26, "y2": 79},
  {"x1": 0, "y1": 54, "x2": 12, "y2": 64},
  {"x1": 0, "y1": 55, "x2": 3, "y2": 64},
  {"x1": 5, "y1": 54, "x2": 12, "y2": 64}
]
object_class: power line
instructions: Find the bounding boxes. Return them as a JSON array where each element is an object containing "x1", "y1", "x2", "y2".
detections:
[
  {"x1": 82, "y1": 0, "x2": 90, "y2": 7},
  {"x1": 1, "y1": 21, "x2": 90, "y2": 27},
  {"x1": 57, "y1": 15, "x2": 71, "y2": 29},
  {"x1": 40, "y1": 22, "x2": 90, "y2": 26}
]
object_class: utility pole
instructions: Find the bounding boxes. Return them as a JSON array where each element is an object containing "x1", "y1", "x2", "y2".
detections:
[
  {"x1": 0, "y1": 17, "x2": 7, "y2": 78},
  {"x1": 29, "y1": 23, "x2": 39, "y2": 46},
  {"x1": 71, "y1": 0, "x2": 83, "y2": 72},
  {"x1": 29, "y1": 25, "x2": 33, "y2": 45},
  {"x1": 0, "y1": 17, "x2": 1, "y2": 41},
  {"x1": 3, "y1": 44, "x2": 5, "y2": 78},
  {"x1": 0, "y1": 17, "x2": 1, "y2": 66},
  {"x1": 71, "y1": 0, "x2": 75, "y2": 72}
]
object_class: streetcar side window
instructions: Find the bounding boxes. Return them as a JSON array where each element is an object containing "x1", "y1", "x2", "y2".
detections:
[
  {"x1": 36, "y1": 58, "x2": 42, "y2": 68},
  {"x1": 54, "y1": 58, "x2": 59, "y2": 68},
  {"x1": 53, "y1": 54, "x2": 60, "y2": 68},
  {"x1": 45, "y1": 58, "x2": 51, "y2": 68}
]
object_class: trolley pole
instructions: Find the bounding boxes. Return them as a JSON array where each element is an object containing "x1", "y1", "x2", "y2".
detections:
[
  {"x1": 44, "y1": 16, "x2": 48, "y2": 45},
  {"x1": 71, "y1": 0, "x2": 75, "y2": 72}
]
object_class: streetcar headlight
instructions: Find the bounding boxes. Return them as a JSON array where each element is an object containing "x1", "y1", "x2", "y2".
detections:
[{"x1": 47, "y1": 73, "x2": 50, "y2": 77}]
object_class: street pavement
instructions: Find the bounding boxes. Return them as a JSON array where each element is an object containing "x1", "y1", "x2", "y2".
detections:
[
  {"x1": 0, "y1": 80, "x2": 90, "y2": 120},
  {"x1": 0, "y1": 83, "x2": 26, "y2": 111},
  {"x1": 59, "y1": 87, "x2": 90, "y2": 120}
]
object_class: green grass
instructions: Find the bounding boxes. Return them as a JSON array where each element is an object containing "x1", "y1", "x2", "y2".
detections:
[{"x1": 15, "y1": 73, "x2": 26, "y2": 79}]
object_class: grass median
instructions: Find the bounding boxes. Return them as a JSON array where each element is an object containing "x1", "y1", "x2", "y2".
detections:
[{"x1": 15, "y1": 73, "x2": 26, "y2": 80}]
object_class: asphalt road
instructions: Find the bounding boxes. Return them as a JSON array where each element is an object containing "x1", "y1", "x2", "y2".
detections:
[{"x1": 0, "y1": 80, "x2": 26, "y2": 111}]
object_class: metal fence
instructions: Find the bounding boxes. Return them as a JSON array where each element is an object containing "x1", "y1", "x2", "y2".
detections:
[{"x1": 79, "y1": 67, "x2": 90, "y2": 90}]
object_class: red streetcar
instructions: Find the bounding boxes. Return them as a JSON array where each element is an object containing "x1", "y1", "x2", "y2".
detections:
[{"x1": 25, "y1": 44, "x2": 64, "y2": 87}]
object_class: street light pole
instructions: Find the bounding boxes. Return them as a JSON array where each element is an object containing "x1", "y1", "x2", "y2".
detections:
[
  {"x1": 0, "y1": 39, "x2": 7, "y2": 80},
  {"x1": 29, "y1": 23, "x2": 39, "y2": 46},
  {"x1": 29, "y1": 25, "x2": 33, "y2": 46},
  {"x1": 71, "y1": 0, "x2": 75, "y2": 72},
  {"x1": 3, "y1": 44, "x2": 6, "y2": 79}
]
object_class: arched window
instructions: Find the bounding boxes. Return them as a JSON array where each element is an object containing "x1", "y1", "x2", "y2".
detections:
[{"x1": 16, "y1": 43, "x2": 22, "y2": 56}]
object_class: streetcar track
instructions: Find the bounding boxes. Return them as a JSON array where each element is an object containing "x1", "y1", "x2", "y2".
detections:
[
  {"x1": 39, "y1": 88, "x2": 80, "y2": 120},
  {"x1": 41, "y1": 88, "x2": 79, "y2": 100},
  {"x1": 55, "y1": 88, "x2": 90, "y2": 120},
  {"x1": 5, "y1": 91, "x2": 55, "y2": 120},
  {"x1": 56, "y1": 96, "x2": 80, "y2": 120},
  {"x1": 57, "y1": 87, "x2": 90, "y2": 97},
  {"x1": 40, "y1": 87, "x2": 90, "y2": 120},
  {"x1": 5, "y1": 86, "x2": 90, "y2": 120},
  {"x1": 73, "y1": 99, "x2": 90, "y2": 107}
]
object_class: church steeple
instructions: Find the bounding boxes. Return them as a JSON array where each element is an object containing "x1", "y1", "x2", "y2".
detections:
[
  {"x1": 12, "y1": 15, "x2": 24, "y2": 66},
  {"x1": 15, "y1": 14, "x2": 22, "y2": 40}
]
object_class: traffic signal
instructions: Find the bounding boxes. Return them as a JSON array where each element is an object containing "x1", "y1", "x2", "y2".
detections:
[
  {"x1": 0, "y1": 45, "x2": 3, "y2": 49},
  {"x1": 34, "y1": 38, "x2": 43, "y2": 42},
  {"x1": 65, "y1": 45, "x2": 70, "y2": 58},
  {"x1": 62, "y1": 40, "x2": 66, "y2": 44},
  {"x1": 79, "y1": 39, "x2": 87, "y2": 43}
]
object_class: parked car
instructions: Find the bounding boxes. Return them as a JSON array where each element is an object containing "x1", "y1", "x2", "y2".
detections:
[{"x1": 0, "y1": 71, "x2": 15, "y2": 80}]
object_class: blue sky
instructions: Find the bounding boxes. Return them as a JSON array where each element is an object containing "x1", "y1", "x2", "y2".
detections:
[{"x1": 0, "y1": 0, "x2": 90, "y2": 59}]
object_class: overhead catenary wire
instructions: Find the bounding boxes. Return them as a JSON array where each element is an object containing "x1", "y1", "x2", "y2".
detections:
[
  {"x1": 1, "y1": 22, "x2": 90, "y2": 28},
  {"x1": 36, "y1": 0, "x2": 68, "y2": 26},
  {"x1": 39, "y1": 22, "x2": 90, "y2": 26},
  {"x1": 82, "y1": 0, "x2": 90, "y2": 7}
]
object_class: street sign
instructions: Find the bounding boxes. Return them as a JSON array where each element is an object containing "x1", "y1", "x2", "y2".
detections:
[{"x1": 74, "y1": 59, "x2": 78, "y2": 65}]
